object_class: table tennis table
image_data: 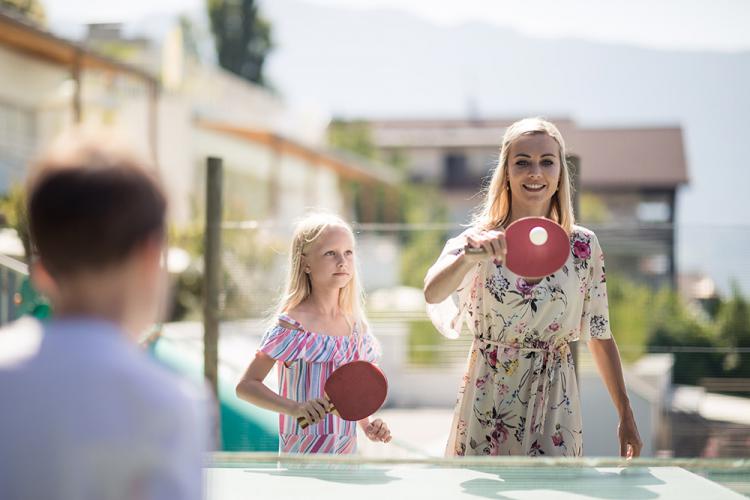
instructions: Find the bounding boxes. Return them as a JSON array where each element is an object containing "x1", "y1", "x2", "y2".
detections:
[{"x1": 206, "y1": 454, "x2": 750, "y2": 499}]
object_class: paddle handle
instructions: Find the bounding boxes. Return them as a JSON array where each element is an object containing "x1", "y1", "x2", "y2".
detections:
[
  {"x1": 463, "y1": 245, "x2": 486, "y2": 255},
  {"x1": 297, "y1": 397, "x2": 336, "y2": 429}
]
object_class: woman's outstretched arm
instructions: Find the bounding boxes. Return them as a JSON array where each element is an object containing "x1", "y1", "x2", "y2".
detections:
[{"x1": 424, "y1": 229, "x2": 506, "y2": 304}]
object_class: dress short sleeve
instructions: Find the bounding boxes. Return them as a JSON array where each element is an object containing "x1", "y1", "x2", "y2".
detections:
[
  {"x1": 426, "y1": 229, "x2": 482, "y2": 339},
  {"x1": 578, "y1": 230, "x2": 613, "y2": 342},
  {"x1": 258, "y1": 324, "x2": 309, "y2": 362},
  {"x1": 363, "y1": 321, "x2": 384, "y2": 363}
]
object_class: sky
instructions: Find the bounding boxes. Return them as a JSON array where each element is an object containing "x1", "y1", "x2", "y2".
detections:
[
  {"x1": 304, "y1": 0, "x2": 750, "y2": 52},
  {"x1": 42, "y1": 0, "x2": 750, "y2": 52}
]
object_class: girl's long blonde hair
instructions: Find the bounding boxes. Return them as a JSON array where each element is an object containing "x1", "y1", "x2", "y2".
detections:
[
  {"x1": 471, "y1": 117, "x2": 575, "y2": 233},
  {"x1": 272, "y1": 212, "x2": 368, "y2": 331}
]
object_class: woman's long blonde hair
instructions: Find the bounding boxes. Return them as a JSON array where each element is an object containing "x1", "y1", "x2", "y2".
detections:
[
  {"x1": 272, "y1": 212, "x2": 368, "y2": 331},
  {"x1": 471, "y1": 117, "x2": 575, "y2": 233}
]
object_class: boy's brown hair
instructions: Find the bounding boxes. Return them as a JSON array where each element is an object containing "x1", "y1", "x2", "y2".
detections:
[{"x1": 27, "y1": 131, "x2": 166, "y2": 279}]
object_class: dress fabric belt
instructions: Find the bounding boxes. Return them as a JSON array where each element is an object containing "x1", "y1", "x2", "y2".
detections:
[{"x1": 476, "y1": 337, "x2": 571, "y2": 437}]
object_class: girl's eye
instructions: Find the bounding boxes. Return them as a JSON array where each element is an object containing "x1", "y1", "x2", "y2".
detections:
[
  {"x1": 345, "y1": 250, "x2": 353, "y2": 256},
  {"x1": 325, "y1": 251, "x2": 335, "y2": 256}
]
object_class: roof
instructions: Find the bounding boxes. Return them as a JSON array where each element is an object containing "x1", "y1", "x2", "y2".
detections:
[
  {"x1": 568, "y1": 127, "x2": 688, "y2": 189},
  {"x1": 196, "y1": 120, "x2": 402, "y2": 186},
  {"x1": 0, "y1": 10, "x2": 157, "y2": 84},
  {"x1": 366, "y1": 118, "x2": 688, "y2": 189},
  {"x1": 368, "y1": 118, "x2": 575, "y2": 149}
]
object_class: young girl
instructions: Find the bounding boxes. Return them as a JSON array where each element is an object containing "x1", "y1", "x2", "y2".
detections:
[{"x1": 236, "y1": 213, "x2": 391, "y2": 454}]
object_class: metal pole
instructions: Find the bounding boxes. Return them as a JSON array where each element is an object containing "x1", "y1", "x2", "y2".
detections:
[
  {"x1": 568, "y1": 155, "x2": 581, "y2": 378},
  {"x1": 267, "y1": 135, "x2": 281, "y2": 218},
  {"x1": 0, "y1": 267, "x2": 7, "y2": 324},
  {"x1": 203, "y1": 157, "x2": 223, "y2": 403},
  {"x1": 7, "y1": 271, "x2": 16, "y2": 322},
  {"x1": 668, "y1": 190, "x2": 677, "y2": 290},
  {"x1": 72, "y1": 51, "x2": 82, "y2": 124},
  {"x1": 148, "y1": 81, "x2": 159, "y2": 165}
]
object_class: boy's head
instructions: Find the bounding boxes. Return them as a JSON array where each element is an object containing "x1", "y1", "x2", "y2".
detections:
[{"x1": 27, "y1": 131, "x2": 167, "y2": 334}]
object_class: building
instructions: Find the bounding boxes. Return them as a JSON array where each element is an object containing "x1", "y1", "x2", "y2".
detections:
[
  {"x1": 0, "y1": 10, "x2": 159, "y2": 193},
  {"x1": 0, "y1": 11, "x2": 404, "y2": 307},
  {"x1": 364, "y1": 118, "x2": 688, "y2": 288},
  {"x1": 0, "y1": 12, "x2": 401, "y2": 229}
]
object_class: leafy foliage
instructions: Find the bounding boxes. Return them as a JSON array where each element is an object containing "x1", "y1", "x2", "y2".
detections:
[{"x1": 207, "y1": 0, "x2": 273, "y2": 85}]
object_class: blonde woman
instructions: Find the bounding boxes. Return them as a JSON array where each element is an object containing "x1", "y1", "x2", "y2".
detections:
[
  {"x1": 236, "y1": 213, "x2": 391, "y2": 454},
  {"x1": 424, "y1": 118, "x2": 642, "y2": 457}
]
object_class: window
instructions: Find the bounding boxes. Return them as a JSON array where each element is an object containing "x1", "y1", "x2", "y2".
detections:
[
  {"x1": 443, "y1": 153, "x2": 469, "y2": 188},
  {"x1": 0, "y1": 101, "x2": 36, "y2": 193},
  {"x1": 637, "y1": 201, "x2": 671, "y2": 223},
  {"x1": 639, "y1": 254, "x2": 669, "y2": 275}
]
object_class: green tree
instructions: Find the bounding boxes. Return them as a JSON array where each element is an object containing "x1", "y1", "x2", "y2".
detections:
[
  {"x1": 646, "y1": 289, "x2": 723, "y2": 385},
  {"x1": 207, "y1": 0, "x2": 273, "y2": 86},
  {"x1": 399, "y1": 185, "x2": 448, "y2": 288},
  {"x1": 167, "y1": 220, "x2": 280, "y2": 321},
  {"x1": 606, "y1": 275, "x2": 654, "y2": 362},
  {"x1": 579, "y1": 193, "x2": 611, "y2": 224},
  {"x1": 0, "y1": 0, "x2": 46, "y2": 26},
  {"x1": 328, "y1": 120, "x2": 380, "y2": 161},
  {"x1": 716, "y1": 283, "x2": 750, "y2": 377},
  {"x1": 0, "y1": 185, "x2": 30, "y2": 258}
]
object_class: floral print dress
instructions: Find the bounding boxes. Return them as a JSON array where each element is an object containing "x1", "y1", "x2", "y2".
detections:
[{"x1": 428, "y1": 225, "x2": 612, "y2": 457}]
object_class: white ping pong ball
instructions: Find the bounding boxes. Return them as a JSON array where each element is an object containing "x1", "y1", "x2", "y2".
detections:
[{"x1": 529, "y1": 226, "x2": 548, "y2": 246}]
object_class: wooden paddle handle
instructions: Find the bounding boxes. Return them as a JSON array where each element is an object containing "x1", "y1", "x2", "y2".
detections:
[
  {"x1": 463, "y1": 245, "x2": 486, "y2": 255},
  {"x1": 297, "y1": 399, "x2": 336, "y2": 429}
]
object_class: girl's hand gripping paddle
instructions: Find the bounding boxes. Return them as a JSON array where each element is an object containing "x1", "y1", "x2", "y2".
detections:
[{"x1": 298, "y1": 360, "x2": 388, "y2": 429}]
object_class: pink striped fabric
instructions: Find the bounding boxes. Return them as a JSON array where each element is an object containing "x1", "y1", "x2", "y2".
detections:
[{"x1": 258, "y1": 314, "x2": 381, "y2": 454}]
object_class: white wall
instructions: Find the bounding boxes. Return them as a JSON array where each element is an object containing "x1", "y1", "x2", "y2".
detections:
[
  {"x1": 184, "y1": 63, "x2": 329, "y2": 147},
  {"x1": 310, "y1": 167, "x2": 343, "y2": 214},
  {"x1": 0, "y1": 47, "x2": 66, "y2": 108},
  {"x1": 153, "y1": 95, "x2": 194, "y2": 225},
  {"x1": 192, "y1": 126, "x2": 349, "y2": 230},
  {"x1": 404, "y1": 148, "x2": 443, "y2": 181},
  {"x1": 0, "y1": 46, "x2": 156, "y2": 192},
  {"x1": 373, "y1": 321, "x2": 465, "y2": 407},
  {"x1": 579, "y1": 367, "x2": 655, "y2": 457},
  {"x1": 357, "y1": 234, "x2": 401, "y2": 292}
]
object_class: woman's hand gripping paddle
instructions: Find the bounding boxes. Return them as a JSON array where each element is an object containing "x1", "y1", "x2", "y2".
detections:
[{"x1": 465, "y1": 216, "x2": 569, "y2": 279}]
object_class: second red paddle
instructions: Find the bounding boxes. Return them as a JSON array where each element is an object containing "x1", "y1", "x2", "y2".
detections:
[{"x1": 298, "y1": 360, "x2": 388, "y2": 429}]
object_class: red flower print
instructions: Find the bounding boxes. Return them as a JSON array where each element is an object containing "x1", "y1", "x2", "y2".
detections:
[
  {"x1": 552, "y1": 431, "x2": 564, "y2": 447},
  {"x1": 487, "y1": 348, "x2": 498, "y2": 368},
  {"x1": 573, "y1": 241, "x2": 591, "y2": 260},
  {"x1": 515, "y1": 278, "x2": 534, "y2": 298}
]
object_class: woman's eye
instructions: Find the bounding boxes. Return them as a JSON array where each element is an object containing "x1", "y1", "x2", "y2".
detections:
[
  {"x1": 542, "y1": 160, "x2": 554, "y2": 166},
  {"x1": 516, "y1": 161, "x2": 528, "y2": 167}
]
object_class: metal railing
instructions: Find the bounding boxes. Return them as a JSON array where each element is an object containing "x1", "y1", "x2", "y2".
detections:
[{"x1": 0, "y1": 253, "x2": 28, "y2": 326}]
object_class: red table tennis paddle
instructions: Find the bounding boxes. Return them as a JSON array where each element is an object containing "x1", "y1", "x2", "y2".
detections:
[
  {"x1": 464, "y1": 216, "x2": 569, "y2": 279},
  {"x1": 298, "y1": 360, "x2": 388, "y2": 429}
]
